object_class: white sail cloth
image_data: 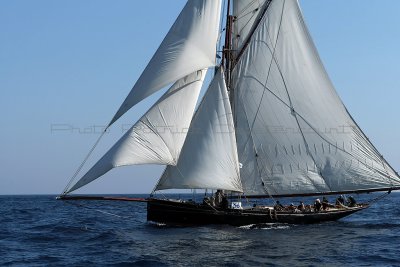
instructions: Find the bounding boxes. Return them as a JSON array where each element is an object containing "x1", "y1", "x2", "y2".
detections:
[
  {"x1": 232, "y1": 0, "x2": 268, "y2": 53},
  {"x1": 155, "y1": 68, "x2": 243, "y2": 192},
  {"x1": 233, "y1": 0, "x2": 400, "y2": 196},
  {"x1": 110, "y1": 0, "x2": 222, "y2": 125},
  {"x1": 67, "y1": 70, "x2": 206, "y2": 193}
]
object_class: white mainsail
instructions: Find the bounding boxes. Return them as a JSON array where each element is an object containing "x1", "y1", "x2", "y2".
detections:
[
  {"x1": 110, "y1": 0, "x2": 222, "y2": 126},
  {"x1": 232, "y1": 0, "x2": 400, "y2": 196},
  {"x1": 155, "y1": 67, "x2": 243, "y2": 192},
  {"x1": 67, "y1": 70, "x2": 206, "y2": 193}
]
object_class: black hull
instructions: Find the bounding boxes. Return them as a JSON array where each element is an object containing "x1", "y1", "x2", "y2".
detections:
[{"x1": 147, "y1": 198, "x2": 369, "y2": 226}]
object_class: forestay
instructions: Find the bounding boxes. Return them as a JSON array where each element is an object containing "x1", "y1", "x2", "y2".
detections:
[
  {"x1": 232, "y1": 0, "x2": 400, "y2": 196},
  {"x1": 110, "y1": 0, "x2": 222, "y2": 126},
  {"x1": 155, "y1": 67, "x2": 243, "y2": 192},
  {"x1": 67, "y1": 70, "x2": 206, "y2": 193}
]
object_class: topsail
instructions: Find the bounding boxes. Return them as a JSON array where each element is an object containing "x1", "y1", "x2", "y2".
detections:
[{"x1": 232, "y1": 0, "x2": 268, "y2": 53}]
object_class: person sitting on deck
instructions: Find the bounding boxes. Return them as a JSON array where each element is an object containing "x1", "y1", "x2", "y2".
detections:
[
  {"x1": 347, "y1": 196, "x2": 357, "y2": 207},
  {"x1": 297, "y1": 201, "x2": 305, "y2": 212},
  {"x1": 210, "y1": 196, "x2": 216, "y2": 206},
  {"x1": 221, "y1": 195, "x2": 229, "y2": 209},
  {"x1": 305, "y1": 204, "x2": 312, "y2": 213},
  {"x1": 214, "y1": 190, "x2": 224, "y2": 207},
  {"x1": 288, "y1": 203, "x2": 297, "y2": 213},
  {"x1": 314, "y1": 199, "x2": 322, "y2": 212},
  {"x1": 322, "y1": 196, "x2": 329, "y2": 210},
  {"x1": 203, "y1": 196, "x2": 211, "y2": 205},
  {"x1": 274, "y1": 201, "x2": 285, "y2": 211},
  {"x1": 336, "y1": 195, "x2": 345, "y2": 206}
]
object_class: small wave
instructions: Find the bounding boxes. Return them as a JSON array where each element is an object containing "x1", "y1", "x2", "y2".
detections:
[
  {"x1": 23, "y1": 234, "x2": 58, "y2": 243},
  {"x1": 50, "y1": 224, "x2": 92, "y2": 234},
  {"x1": 109, "y1": 259, "x2": 168, "y2": 267},
  {"x1": 239, "y1": 223, "x2": 291, "y2": 230},
  {"x1": 85, "y1": 230, "x2": 116, "y2": 242},
  {"x1": 346, "y1": 222, "x2": 400, "y2": 229},
  {"x1": 146, "y1": 221, "x2": 195, "y2": 228},
  {"x1": 354, "y1": 254, "x2": 397, "y2": 265},
  {"x1": 34, "y1": 255, "x2": 62, "y2": 264},
  {"x1": 146, "y1": 221, "x2": 169, "y2": 228}
]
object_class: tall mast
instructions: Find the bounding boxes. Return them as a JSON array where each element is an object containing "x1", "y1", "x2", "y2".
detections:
[
  {"x1": 234, "y1": 0, "x2": 272, "y2": 65},
  {"x1": 223, "y1": 0, "x2": 234, "y2": 106},
  {"x1": 224, "y1": 0, "x2": 273, "y2": 110}
]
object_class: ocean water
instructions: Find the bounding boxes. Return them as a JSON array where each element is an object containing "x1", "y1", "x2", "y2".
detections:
[{"x1": 1, "y1": 193, "x2": 400, "y2": 266}]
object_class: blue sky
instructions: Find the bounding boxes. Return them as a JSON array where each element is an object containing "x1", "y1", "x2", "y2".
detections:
[{"x1": 1, "y1": 0, "x2": 399, "y2": 195}]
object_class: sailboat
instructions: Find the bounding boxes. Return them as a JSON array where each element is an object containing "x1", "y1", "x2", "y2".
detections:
[{"x1": 59, "y1": 0, "x2": 400, "y2": 226}]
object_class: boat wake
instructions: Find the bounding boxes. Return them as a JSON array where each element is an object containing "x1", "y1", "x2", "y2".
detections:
[{"x1": 239, "y1": 223, "x2": 291, "y2": 230}]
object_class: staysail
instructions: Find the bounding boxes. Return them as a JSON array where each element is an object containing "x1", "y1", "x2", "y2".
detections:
[
  {"x1": 155, "y1": 67, "x2": 243, "y2": 192},
  {"x1": 109, "y1": 0, "x2": 222, "y2": 126},
  {"x1": 232, "y1": 0, "x2": 400, "y2": 196},
  {"x1": 67, "y1": 70, "x2": 206, "y2": 193}
]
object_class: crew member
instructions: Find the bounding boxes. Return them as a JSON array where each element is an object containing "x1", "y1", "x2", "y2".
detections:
[
  {"x1": 347, "y1": 196, "x2": 357, "y2": 207},
  {"x1": 314, "y1": 199, "x2": 322, "y2": 212}
]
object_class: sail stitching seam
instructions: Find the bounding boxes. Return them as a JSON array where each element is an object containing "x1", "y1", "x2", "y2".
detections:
[
  {"x1": 238, "y1": 94, "x2": 278, "y2": 196},
  {"x1": 237, "y1": 0, "x2": 326, "y2": 194},
  {"x1": 239, "y1": 0, "x2": 286, "y2": 196}
]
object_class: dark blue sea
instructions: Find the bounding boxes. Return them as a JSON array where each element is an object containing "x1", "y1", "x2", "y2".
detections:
[{"x1": 1, "y1": 193, "x2": 400, "y2": 266}]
